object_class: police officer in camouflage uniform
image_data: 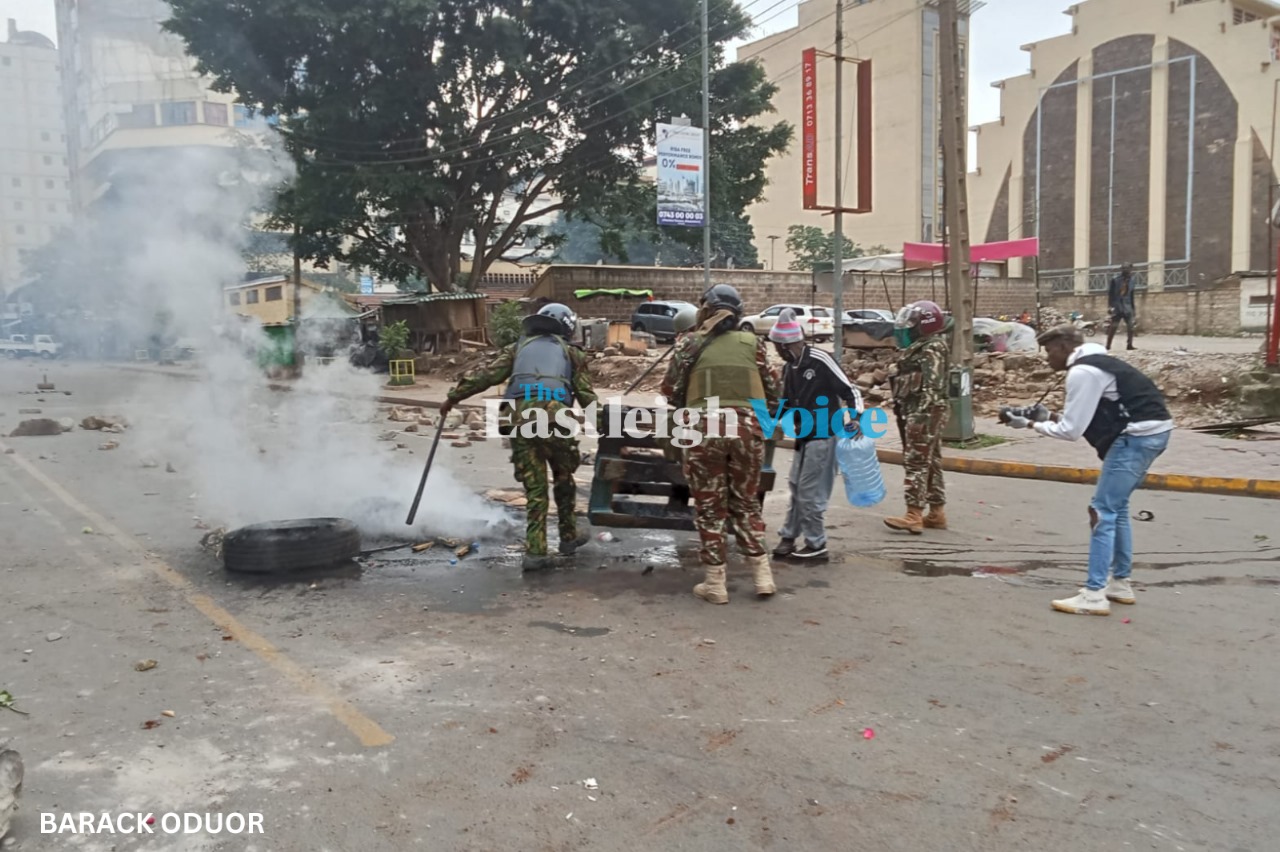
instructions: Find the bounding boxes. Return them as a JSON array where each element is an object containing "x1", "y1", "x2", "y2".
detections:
[
  {"x1": 661, "y1": 284, "x2": 781, "y2": 604},
  {"x1": 885, "y1": 300, "x2": 952, "y2": 535},
  {"x1": 441, "y1": 304, "x2": 597, "y2": 572}
]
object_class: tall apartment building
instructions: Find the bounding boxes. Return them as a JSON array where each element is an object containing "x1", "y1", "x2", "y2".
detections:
[
  {"x1": 737, "y1": 0, "x2": 970, "y2": 269},
  {"x1": 53, "y1": 0, "x2": 271, "y2": 212},
  {"x1": 0, "y1": 18, "x2": 73, "y2": 297}
]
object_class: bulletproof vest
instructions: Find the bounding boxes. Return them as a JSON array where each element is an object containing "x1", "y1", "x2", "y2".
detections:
[
  {"x1": 504, "y1": 335, "x2": 573, "y2": 401},
  {"x1": 685, "y1": 331, "x2": 766, "y2": 410},
  {"x1": 1073, "y1": 354, "x2": 1171, "y2": 459}
]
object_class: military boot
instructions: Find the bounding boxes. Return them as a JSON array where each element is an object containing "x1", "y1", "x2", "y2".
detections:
[
  {"x1": 522, "y1": 554, "x2": 555, "y2": 573},
  {"x1": 747, "y1": 554, "x2": 776, "y2": 597},
  {"x1": 558, "y1": 533, "x2": 591, "y2": 556},
  {"x1": 884, "y1": 505, "x2": 925, "y2": 534},
  {"x1": 923, "y1": 504, "x2": 948, "y2": 529},
  {"x1": 693, "y1": 563, "x2": 729, "y2": 604}
]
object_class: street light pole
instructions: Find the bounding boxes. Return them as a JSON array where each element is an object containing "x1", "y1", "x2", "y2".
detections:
[
  {"x1": 702, "y1": 0, "x2": 712, "y2": 289},
  {"x1": 831, "y1": 0, "x2": 845, "y2": 362}
]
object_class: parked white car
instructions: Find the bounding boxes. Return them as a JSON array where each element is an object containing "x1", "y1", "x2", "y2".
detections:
[
  {"x1": 843, "y1": 308, "x2": 894, "y2": 324},
  {"x1": 738, "y1": 305, "x2": 835, "y2": 341},
  {"x1": 0, "y1": 334, "x2": 62, "y2": 359}
]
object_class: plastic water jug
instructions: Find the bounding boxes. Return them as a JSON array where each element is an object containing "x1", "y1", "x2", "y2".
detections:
[{"x1": 836, "y1": 433, "x2": 886, "y2": 508}]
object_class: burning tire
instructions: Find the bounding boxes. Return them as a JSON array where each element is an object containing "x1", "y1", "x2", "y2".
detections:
[{"x1": 222, "y1": 518, "x2": 361, "y2": 575}]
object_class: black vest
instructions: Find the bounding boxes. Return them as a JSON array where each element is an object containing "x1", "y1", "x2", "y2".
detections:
[
  {"x1": 504, "y1": 335, "x2": 573, "y2": 401},
  {"x1": 1072, "y1": 354, "x2": 1171, "y2": 459}
]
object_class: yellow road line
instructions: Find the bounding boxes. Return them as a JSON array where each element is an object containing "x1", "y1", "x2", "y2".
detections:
[
  {"x1": 0, "y1": 440, "x2": 395, "y2": 748},
  {"x1": 874, "y1": 449, "x2": 1280, "y2": 500}
]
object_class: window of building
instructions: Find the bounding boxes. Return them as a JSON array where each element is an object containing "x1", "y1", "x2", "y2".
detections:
[
  {"x1": 1, "y1": 58, "x2": 10, "y2": 67},
  {"x1": 245, "y1": 289, "x2": 260, "y2": 304},
  {"x1": 229, "y1": 292, "x2": 241, "y2": 306},
  {"x1": 265, "y1": 285, "x2": 283, "y2": 302},
  {"x1": 42, "y1": 155, "x2": 52, "y2": 166},
  {"x1": 41, "y1": 131, "x2": 50, "y2": 142},
  {"x1": 118, "y1": 103, "x2": 156, "y2": 129},
  {"x1": 160, "y1": 101, "x2": 197, "y2": 126},
  {"x1": 14, "y1": 225, "x2": 24, "y2": 236},
  {"x1": 203, "y1": 102, "x2": 228, "y2": 126},
  {"x1": 10, "y1": 178, "x2": 19, "y2": 188},
  {"x1": 44, "y1": 179, "x2": 54, "y2": 189},
  {"x1": 47, "y1": 202, "x2": 56, "y2": 213},
  {"x1": 1234, "y1": 6, "x2": 1260, "y2": 24},
  {"x1": 13, "y1": 201, "x2": 23, "y2": 212}
]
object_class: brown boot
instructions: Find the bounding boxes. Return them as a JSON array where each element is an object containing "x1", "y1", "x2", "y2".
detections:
[
  {"x1": 746, "y1": 554, "x2": 776, "y2": 597},
  {"x1": 884, "y1": 505, "x2": 925, "y2": 534},
  {"x1": 693, "y1": 563, "x2": 729, "y2": 604},
  {"x1": 923, "y1": 504, "x2": 947, "y2": 529}
]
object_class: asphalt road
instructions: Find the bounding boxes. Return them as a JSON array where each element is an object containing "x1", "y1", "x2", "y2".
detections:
[{"x1": 1, "y1": 362, "x2": 1278, "y2": 852}]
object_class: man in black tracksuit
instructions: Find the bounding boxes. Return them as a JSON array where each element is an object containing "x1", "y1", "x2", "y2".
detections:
[{"x1": 767, "y1": 309, "x2": 863, "y2": 562}]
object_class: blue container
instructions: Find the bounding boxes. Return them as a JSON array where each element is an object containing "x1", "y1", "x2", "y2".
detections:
[{"x1": 836, "y1": 434, "x2": 886, "y2": 507}]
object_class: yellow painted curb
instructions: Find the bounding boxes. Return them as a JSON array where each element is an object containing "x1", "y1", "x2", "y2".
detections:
[{"x1": 874, "y1": 449, "x2": 1280, "y2": 500}]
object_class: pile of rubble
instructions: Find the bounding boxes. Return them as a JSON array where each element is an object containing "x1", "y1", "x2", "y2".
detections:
[
  {"x1": 842, "y1": 346, "x2": 1259, "y2": 426},
  {"x1": 384, "y1": 405, "x2": 488, "y2": 448}
]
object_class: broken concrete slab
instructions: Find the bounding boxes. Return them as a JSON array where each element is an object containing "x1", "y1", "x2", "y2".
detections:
[{"x1": 9, "y1": 419, "x2": 64, "y2": 437}]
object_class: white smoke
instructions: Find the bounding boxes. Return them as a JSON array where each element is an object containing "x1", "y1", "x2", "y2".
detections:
[{"x1": 61, "y1": 137, "x2": 505, "y2": 540}]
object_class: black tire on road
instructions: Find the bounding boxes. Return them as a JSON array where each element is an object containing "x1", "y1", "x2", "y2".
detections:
[{"x1": 223, "y1": 518, "x2": 362, "y2": 575}]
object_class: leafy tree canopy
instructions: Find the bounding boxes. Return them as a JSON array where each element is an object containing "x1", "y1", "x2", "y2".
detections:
[
  {"x1": 784, "y1": 224, "x2": 889, "y2": 272},
  {"x1": 164, "y1": 0, "x2": 791, "y2": 290}
]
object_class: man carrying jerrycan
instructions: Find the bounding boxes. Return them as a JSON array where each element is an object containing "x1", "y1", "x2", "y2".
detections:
[{"x1": 767, "y1": 309, "x2": 864, "y2": 562}]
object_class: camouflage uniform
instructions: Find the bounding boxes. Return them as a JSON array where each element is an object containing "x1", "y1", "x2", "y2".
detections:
[
  {"x1": 661, "y1": 330, "x2": 780, "y2": 567},
  {"x1": 891, "y1": 334, "x2": 950, "y2": 508},
  {"x1": 447, "y1": 341, "x2": 597, "y2": 556}
]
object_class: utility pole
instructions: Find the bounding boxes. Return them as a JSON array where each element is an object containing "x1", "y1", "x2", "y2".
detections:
[
  {"x1": 831, "y1": 0, "x2": 845, "y2": 362},
  {"x1": 701, "y1": 0, "x2": 712, "y2": 289},
  {"x1": 938, "y1": 0, "x2": 972, "y2": 366},
  {"x1": 293, "y1": 223, "x2": 303, "y2": 370}
]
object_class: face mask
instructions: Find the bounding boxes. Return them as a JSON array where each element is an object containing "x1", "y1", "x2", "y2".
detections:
[
  {"x1": 894, "y1": 328, "x2": 915, "y2": 349},
  {"x1": 777, "y1": 345, "x2": 798, "y2": 363}
]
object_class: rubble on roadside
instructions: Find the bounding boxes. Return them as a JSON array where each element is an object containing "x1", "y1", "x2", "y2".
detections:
[
  {"x1": 9, "y1": 418, "x2": 72, "y2": 437},
  {"x1": 81, "y1": 415, "x2": 128, "y2": 432}
]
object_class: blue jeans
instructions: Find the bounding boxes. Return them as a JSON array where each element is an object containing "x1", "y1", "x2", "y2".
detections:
[{"x1": 1086, "y1": 432, "x2": 1170, "y2": 590}]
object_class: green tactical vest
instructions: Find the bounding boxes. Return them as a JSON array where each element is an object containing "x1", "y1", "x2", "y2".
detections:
[{"x1": 685, "y1": 331, "x2": 765, "y2": 410}]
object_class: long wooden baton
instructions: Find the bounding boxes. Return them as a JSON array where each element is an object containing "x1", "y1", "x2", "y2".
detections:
[{"x1": 406, "y1": 414, "x2": 448, "y2": 526}]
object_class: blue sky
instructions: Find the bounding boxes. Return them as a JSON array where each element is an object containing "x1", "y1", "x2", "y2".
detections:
[{"x1": 2, "y1": 0, "x2": 1074, "y2": 126}]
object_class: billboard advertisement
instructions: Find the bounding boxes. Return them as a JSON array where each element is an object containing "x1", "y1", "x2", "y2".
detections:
[
  {"x1": 656, "y1": 123, "x2": 705, "y2": 228},
  {"x1": 359, "y1": 274, "x2": 374, "y2": 295},
  {"x1": 802, "y1": 48, "x2": 818, "y2": 209}
]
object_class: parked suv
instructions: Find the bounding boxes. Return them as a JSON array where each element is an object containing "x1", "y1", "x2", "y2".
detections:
[
  {"x1": 631, "y1": 300, "x2": 697, "y2": 342},
  {"x1": 738, "y1": 305, "x2": 835, "y2": 342}
]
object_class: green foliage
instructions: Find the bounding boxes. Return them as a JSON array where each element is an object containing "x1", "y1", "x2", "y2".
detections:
[
  {"x1": 489, "y1": 301, "x2": 525, "y2": 348},
  {"x1": 784, "y1": 225, "x2": 890, "y2": 272},
  {"x1": 379, "y1": 320, "x2": 411, "y2": 357},
  {"x1": 163, "y1": 0, "x2": 790, "y2": 289}
]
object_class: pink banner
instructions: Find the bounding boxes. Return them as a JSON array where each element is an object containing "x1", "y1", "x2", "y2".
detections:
[{"x1": 902, "y1": 237, "x2": 1039, "y2": 265}]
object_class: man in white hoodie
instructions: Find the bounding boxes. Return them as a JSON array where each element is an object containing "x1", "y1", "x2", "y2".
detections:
[{"x1": 1005, "y1": 326, "x2": 1174, "y2": 616}]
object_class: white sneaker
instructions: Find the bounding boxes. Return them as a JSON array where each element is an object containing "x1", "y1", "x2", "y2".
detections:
[
  {"x1": 1104, "y1": 577, "x2": 1136, "y2": 605},
  {"x1": 1051, "y1": 588, "x2": 1110, "y2": 616}
]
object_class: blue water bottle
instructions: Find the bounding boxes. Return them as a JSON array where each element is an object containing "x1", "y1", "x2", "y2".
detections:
[{"x1": 837, "y1": 432, "x2": 886, "y2": 508}]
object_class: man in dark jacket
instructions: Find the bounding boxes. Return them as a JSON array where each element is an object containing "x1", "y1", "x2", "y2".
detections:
[
  {"x1": 767, "y1": 309, "x2": 863, "y2": 562},
  {"x1": 1005, "y1": 325, "x2": 1173, "y2": 616},
  {"x1": 1107, "y1": 263, "x2": 1138, "y2": 351}
]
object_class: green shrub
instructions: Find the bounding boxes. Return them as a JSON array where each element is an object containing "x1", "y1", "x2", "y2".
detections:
[
  {"x1": 379, "y1": 320, "x2": 411, "y2": 357},
  {"x1": 489, "y1": 301, "x2": 524, "y2": 348}
]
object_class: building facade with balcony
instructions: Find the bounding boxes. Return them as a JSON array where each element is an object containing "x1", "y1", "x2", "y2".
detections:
[
  {"x1": 969, "y1": 0, "x2": 1280, "y2": 296},
  {"x1": 0, "y1": 19, "x2": 73, "y2": 297}
]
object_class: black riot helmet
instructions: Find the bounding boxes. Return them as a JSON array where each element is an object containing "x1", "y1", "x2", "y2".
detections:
[
  {"x1": 701, "y1": 284, "x2": 743, "y2": 318},
  {"x1": 522, "y1": 302, "x2": 577, "y2": 338}
]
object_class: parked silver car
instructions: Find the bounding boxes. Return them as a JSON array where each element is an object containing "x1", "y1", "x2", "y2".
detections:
[{"x1": 631, "y1": 300, "x2": 697, "y2": 342}]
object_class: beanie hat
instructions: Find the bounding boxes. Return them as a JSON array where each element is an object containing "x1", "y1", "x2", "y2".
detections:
[{"x1": 768, "y1": 308, "x2": 804, "y2": 344}]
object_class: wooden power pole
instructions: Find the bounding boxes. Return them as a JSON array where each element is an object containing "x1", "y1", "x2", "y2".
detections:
[{"x1": 938, "y1": 0, "x2": 972, "y2": 367}]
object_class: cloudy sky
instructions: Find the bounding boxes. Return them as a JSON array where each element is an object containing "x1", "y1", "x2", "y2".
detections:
[{"x1": 2, "y1": 0, "x2": 1072, "y2": 125}]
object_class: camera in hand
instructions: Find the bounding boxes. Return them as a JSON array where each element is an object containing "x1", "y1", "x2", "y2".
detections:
[{"x1": 998, "y1": 403, "x2": 1051, "y2": 424}]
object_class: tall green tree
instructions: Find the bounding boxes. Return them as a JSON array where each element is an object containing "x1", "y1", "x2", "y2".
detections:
[
  {"x1": 784, "y1": 224, "x2": 888, "y2": 272},
  {"x1": 164, "y1": 0, "x2": 791, "y2": 290}
]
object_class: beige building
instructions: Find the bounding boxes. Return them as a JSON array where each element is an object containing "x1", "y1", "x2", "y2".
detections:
[
  {"x1": 54, "y1": 0, "x2": 271, "y2": 211},
  {"x1": 969, "y1": 0, "x2": 1280, "y2": 292},
  {"x1": 738, "y1": 0, "x2": 970, "y2": 269},
  {"x1": 0, "y1": 19, "x2": 73, "y2": 296}
]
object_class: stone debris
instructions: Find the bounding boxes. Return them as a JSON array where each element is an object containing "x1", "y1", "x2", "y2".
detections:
[
  {"x1": 80, "y1": 415, "x2": 128, "y2": 431},
  {"x1": 387, "y1": 406, "x2": 418, "y2": 423},
  {"x1": 98, "y1": 441, "x2": 119, "y2": 451},
  {"x1": 9, "y1": 419, "x2": 64, "y2": 437},
  {"x1": 450, "y1": 440, "x2": 472, "y2": 449}
]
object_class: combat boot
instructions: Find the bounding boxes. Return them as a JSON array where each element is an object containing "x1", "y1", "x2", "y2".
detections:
[
  {"x1": 522, "y1": 554, "x2": 555, "y2": 573},
  {"x1": 923, "y1": 504, "x2": 948, "y2": 529},
  {"x1": 558, "y1": 533, "x2": 590, "y2": 556},
  {"x1": 746, "y1": 553, "x2": 776, "y2": 597},
  {"x1": 693, "y1": 563, "x2": 729, "y2": 604},
  {"x1": 884, "y1": 505, "x2": 925, "y2": 534}
]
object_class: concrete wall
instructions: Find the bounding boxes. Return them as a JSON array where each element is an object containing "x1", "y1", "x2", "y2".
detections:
[
  {"x1": 1045, "y1": 278, "x2": 1246, "y2": 335},
  {"x1": 533, "y1": 265, "x2": 1039, "y2": 322},
  {"x1": 970, "y1": 0, "x2": 1280, "y2": 285}
]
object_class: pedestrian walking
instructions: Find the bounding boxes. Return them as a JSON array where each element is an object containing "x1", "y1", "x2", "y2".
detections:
[
  {"x1": 441, "y1": 303, "x2": 597, "y2": 572},
  {"x1": 1005, "y1": 325, "x2": 1174, "y2": 616},
  {"x1": 768, "y1": 309, "x2": 863, "y2": 562},
  {"x1": 884, "y1": 300, "x2": 952, "y2": 534},
  {"x1": 662, "y1": 284, "x2": 781, "y2": 604},
  {"x1": 1107, "y1": 262, "x2": 1138, "y2": 351}
]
